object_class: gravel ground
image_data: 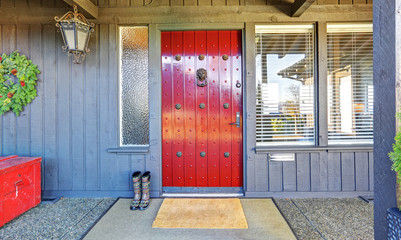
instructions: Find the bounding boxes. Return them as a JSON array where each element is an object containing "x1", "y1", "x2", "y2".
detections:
[
  {"x1": 274, "y1": 198, "x2": 374, "y2": 240},
  {"x1": 0, "y1": 197, "x2": 373, "y2": 240},
  {"x1": 0, "y1": 198, "x2": 116, "y2": 240}
]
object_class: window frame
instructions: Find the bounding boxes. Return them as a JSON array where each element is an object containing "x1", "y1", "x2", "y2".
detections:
[
  {"x1": 326, "y1": 22, "x2": 374, "y2": 145},
  {"x1": 254, "y1": 22, "x2": 374, "y2": 150},
  {"x1": 255, "y1": 23, "x2": 318, "y2": 147},
  {"x1": 109, "y1": 25, "x2": 150, "y2": 153}
]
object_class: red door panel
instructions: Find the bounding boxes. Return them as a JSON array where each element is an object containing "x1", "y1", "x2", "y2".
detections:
[
  {"x1": 207, "y1": 31, "x2": 219, "y2": 187},
  {"x1": 161, "y1": 32, "x2": 173, "y2": 186},
  {"x1": 162, "y1": 30, "x2": 243, "y2": 188},
  {"x1": 183, "y1": 31, "x2": 196, "y2": 186}
]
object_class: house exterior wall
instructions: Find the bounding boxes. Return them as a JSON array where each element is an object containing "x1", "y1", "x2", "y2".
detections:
[{"x1": 0, "y1": 1, "x2": 373, "y2": 198}]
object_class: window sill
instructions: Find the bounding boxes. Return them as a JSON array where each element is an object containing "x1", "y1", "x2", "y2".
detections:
[
  {"x1": 255, "y1": 145, "x2": 373, "y2": 153},
  {"x1": 107, "y1": 145, "x2": 150, "y2": 154}
]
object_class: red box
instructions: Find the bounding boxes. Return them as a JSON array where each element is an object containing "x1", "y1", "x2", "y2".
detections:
[{"x1": 0, "y1": 156, "x2": 41, "y2": 227}]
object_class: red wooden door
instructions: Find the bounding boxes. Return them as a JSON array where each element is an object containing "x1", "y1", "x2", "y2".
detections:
[{"x1": 162, "y1": 30, "x2": 243, "y2": 188}]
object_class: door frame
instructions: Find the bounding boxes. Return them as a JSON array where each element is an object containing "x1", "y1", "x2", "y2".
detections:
[{"x1": 148, "y1": 23, "x2": 247, "y2": 196}]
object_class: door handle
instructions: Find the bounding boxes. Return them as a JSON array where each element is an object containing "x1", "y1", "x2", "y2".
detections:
[{"x1": 229, "y1": 112, "x2": 241, "y2": 128}]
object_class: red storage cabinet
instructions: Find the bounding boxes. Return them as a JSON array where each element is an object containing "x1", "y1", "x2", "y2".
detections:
[{"x1": 0, "y1": 156, "x2": 41, "y2": 227}]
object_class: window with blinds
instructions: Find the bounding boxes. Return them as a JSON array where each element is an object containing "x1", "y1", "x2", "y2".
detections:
[
  {"x1": 327, "y1": 23, "x2": 373, "y2": 144},
  {"x1": 255, "y1": 25, "x2": 315, "y2": 146}
]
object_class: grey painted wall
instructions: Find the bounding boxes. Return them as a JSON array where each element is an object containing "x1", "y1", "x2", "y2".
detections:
[
  {"x1": 373, "y1": 0, "x2": 398, "y2": 239},
  {"x1": 0, "y1": 4, "x2": 373, "y2": 198}
]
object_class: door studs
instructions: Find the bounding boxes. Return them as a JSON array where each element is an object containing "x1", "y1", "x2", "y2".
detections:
[
  {"x1": 198, "y1": 54, "x2": 205, "y2": 60},
  {"x1": 224, "y1": 152, "x2": 230, "y2": 158},
  {"x1": 199, "y1": 103, "x2": 206, "y2": 109},
  {"x1": 175, "y1": 55, "x2": 181, "y2": 61},
  {"x1": 175, "y1": 104, "x2": 182, "y2": 110},
  {"x1": 223, "y1": 103, "x2": 229, "y2": 109},
  {"x1": 222, "y1": 54, "x2": 229, "y2": 61},
  {"x1": 200, "y1": 152, "x2": 206, "y2": 157},
  {"x1": 177, "y1": 152, "x2": 183, "y2": 157}
]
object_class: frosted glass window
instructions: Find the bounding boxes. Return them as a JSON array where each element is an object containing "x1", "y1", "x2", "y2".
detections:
[{"x1": 119, "y1": 27, "x2": 149, "y2": 146}]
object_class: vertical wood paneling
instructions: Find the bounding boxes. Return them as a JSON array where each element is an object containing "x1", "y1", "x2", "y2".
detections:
[
  {"x1": 254, "y1": 155, "x2": 267, "y2": 191},
  {"x1": 85, "y1": 25, "x2": 100, "y2": 191},
  {"x1": 369, "y1": 151, "x2": 374, "y2": 191},
  {"x1": 57, "y1": 30, "x2": 72, "y2": 191},
  {"x1": 29, "y1": 24, "x2": 44, "y2": 188},
  {"x1": 148, "y1": 23, "x2": 161, "y2": 193},
  {"x1": 283, "y1": 160, "x2": 296, "y2": 191},
  {"x1": 42, "y1": 24, "x2": 58, "y2": 191},
  {"x1": 247, "y1": 159, "x2": 255, "y2": 192},
  {"x1": 2, "y1": 25, "x2": 17, "y2": 156},
  {"x1": 99, "y1": 24, "x2": 110, "y2": 190},
  {"x1": 71, "y1": 62, "x2": 85, "y2": 190},
  {"x1": 245, "y1": 22, "x2": 256, "y2": 192},
  {"x1": 16, "y1": 25, "x2": 30, "y2": 156},
  {"x1": 355, "y1": 152, "x2": 369, "y2": 191},
  {"x1": 297, "y1": 153, "x2": 311, "y2": 191},
  {"x1": 328, "y1": 152, "x2": 341, "y2": 191},
  {"x1": 0, "y1": 22, "x2": 374, "y2": 197},
  {"x1": 269, "y1": 161, "x2": 282, "y2": 191},
  {"x1": 310, "y1": 153, "x2": 320, "y2": 191},
  {"x1": 341, "y1": 152, "x2": 355, "y2": 191},
  {"x1": 110, "y1": 24, "x2": 129, "y2": 190}
]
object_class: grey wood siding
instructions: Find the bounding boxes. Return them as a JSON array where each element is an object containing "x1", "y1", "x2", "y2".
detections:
[
  {"x1": 246, "y1": 151, "x2": 373, "y2": 196},
  {"x1": 0, "y1": 10, "x2": 373, "y2": 198},
  {"x1": 0, "y1": 24, "x2": 149, "y2": 197}
]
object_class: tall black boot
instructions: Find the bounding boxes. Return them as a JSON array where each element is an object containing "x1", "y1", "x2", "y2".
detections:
[
  {"x1": 130, "y1": 171, "x2": 142, "y2": 211},
  {"x1": 139, "y1": 171, "x2": 151, "y2": 211}
]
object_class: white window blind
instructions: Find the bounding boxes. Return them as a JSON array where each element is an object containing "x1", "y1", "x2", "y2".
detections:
[
  {"x1": 327, "y1": 23, "x2": 373, "y2": 144},
  {"x1": 255, "y1": 25, "x2": 315, "y2": 146}
]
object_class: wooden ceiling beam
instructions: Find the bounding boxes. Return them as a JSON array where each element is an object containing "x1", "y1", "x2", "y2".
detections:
[
  {"x1": 63, "y1": 0, "x2": 98, "y2": 19},
  {"x1": 292, "y1": 0, "x2": 316, "y2": 17}
]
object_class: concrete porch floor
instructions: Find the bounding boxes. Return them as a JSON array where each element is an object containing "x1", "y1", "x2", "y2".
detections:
[{"x1": 0, "y1": 197, "x2": 373, "y2": 240}]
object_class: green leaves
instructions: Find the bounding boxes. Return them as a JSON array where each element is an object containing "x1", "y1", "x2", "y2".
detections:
[{"x1": 0, "y1": 51, "x2": 40, "y2": 116}]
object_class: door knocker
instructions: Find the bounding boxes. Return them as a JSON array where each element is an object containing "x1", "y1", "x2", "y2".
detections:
[{"x1": 196, "y1": 68, "x2": 208, "y2": 87}]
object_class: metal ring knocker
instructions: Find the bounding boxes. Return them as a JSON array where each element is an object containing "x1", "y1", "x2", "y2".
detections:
[{"x1": 196, "y1": 68, "x2": 208, "y2": 87}]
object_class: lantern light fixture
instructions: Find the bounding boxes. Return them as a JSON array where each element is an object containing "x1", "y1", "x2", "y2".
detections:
[{"x1": 54, "y1": 5, "x2": 94, "y2": 64}]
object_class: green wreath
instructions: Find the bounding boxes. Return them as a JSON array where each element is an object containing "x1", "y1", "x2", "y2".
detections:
[{"x1": 0, "y1": 51, "x2": 40, "y2": 116}]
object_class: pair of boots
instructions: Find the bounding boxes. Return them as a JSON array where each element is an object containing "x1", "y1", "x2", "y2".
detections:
[{"x1": 130, "y1": 171, "x2": 151, "y2": 211}]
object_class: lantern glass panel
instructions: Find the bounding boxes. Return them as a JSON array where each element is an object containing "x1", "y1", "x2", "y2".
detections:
[
  {"x1": 77, "y1": 23, "x2": 90, "y2": 52},
  {"x1": 61, "y1": 21, "x2": 76, "y2": 51}
]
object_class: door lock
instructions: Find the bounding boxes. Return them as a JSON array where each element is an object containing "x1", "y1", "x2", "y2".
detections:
[{"x1": 228, "y1": 112, "x2": 240, "y2": 128}]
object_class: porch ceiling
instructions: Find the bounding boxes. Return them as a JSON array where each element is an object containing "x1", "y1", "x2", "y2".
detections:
[{"x1": 63, "y1": 0, "x2": 98, "y2": 18}]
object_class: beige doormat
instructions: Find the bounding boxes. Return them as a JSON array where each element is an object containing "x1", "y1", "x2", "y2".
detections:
[{"x1": 152, "y1": 198, "x2": 248, "y2": 229}]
